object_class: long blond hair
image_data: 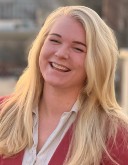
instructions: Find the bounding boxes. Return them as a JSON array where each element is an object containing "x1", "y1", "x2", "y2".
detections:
[{"x1": 0, "y1": 6, "x2": 128, "y2": 164}]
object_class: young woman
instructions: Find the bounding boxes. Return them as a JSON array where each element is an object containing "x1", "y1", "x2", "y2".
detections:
[{"x1": 0, "y1": 6, "x2": 128, "y2": 165}]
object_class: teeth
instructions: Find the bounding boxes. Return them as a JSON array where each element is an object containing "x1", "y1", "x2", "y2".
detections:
[{"x1": 51, "y1": 62, "x2": 70, "y2": 72}]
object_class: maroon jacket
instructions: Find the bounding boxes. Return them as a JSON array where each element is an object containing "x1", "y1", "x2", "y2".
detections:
[{"x1": 0, "y1": 97, "x2": 128, "y2": 165}]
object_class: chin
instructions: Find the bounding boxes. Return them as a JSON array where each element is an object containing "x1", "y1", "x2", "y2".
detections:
[{"x1": 48, "y1": 81, "x2": 66, "y2": 88}]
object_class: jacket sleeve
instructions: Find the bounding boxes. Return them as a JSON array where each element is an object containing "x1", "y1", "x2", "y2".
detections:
[
  {"x1": 0, "y1": 96, "x2": 24, "y2": 164},
  {"x1": 101, "y1": 127, "x2": 128, "y2": 165},
  {"x1": 0, "y1": 150, "x2": 24, "y2": 165}
]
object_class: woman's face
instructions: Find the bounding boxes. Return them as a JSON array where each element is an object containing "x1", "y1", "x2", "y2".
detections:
[{"x1": 39, "y1": 15, "x2": 87, "y2": 91}]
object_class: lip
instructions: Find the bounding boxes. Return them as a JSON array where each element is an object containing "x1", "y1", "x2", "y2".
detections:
[{"x1": 49, "y1": 62, "x2": 71, "y2": 72}]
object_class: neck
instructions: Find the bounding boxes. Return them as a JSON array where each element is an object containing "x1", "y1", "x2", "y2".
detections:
[{"x1": 39, "y1": 83, "x2": 81, "y2": 117}]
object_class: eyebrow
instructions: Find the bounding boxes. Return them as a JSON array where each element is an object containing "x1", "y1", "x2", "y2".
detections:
[
  {"x1": 49, "y1": 33, "x2": 86, "y2": 47},
  {"x1": 49, "y1": 33, "x2": 61, "y2": 37}
]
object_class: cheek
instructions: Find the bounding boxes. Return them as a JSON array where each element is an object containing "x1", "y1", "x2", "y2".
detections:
[
  {"x1": 39, "y1": 47, "x2": 46, "y2": 70},
  {"x1": 76, "y1": 56, "x2": 85, "y2": 70},
  {"x1": 39, "y1": 49, "x2": 43, "y2": 66},
  {"x1": 39, "y1": 45, "x2": 52, "y2": 70},
  {"x1": 39, "y1": 47, "x2": 47, "y2": 63},
  {"x1": 77, "y1": 58, "x2": 86, "y2": 77},
  {"x1": 40, "y1": 43, "x2": 54, "y2": 59}
]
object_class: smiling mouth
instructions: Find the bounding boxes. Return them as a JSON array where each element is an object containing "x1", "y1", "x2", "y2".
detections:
[{"x1": 50, "y1": 62, "x2": 71, "y2": 72}]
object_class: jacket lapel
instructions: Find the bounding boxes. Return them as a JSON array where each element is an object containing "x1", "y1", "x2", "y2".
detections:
[{"x1": 48, "y1": 125, "x2": 73, "y2": 165}]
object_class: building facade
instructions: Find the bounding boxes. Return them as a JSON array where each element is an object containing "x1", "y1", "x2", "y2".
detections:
[
  {"x1": 102, "y1": 0, "x2": 128, "y2": 47},
  {"x1": 0, "y1": 0, "x2": 60, "y2": 21}
]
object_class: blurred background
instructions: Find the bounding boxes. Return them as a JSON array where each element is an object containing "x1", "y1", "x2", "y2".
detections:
[{"x1": 0, "y1": 0, "x2": 128, "y2": 112}]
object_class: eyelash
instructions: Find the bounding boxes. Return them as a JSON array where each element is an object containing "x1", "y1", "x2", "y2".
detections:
[
  {"x1": 74, "y1": 47, "x2": 84, "y2": 52},
  {"x1": 49, "y1": 39, "x2": 85, "y2": 53},
  {"x1": 50, "y1": 39, "x2": 60, "y2": 43}
]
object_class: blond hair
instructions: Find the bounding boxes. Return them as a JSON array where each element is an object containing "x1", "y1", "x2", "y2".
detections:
[{"x1": 0, "y1": 6, "x2": 128, "y2": 164}]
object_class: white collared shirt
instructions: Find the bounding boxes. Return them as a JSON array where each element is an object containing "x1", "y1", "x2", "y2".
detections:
[{"x1": 22, "y1": 101, "x2": 79, "y2": 165}]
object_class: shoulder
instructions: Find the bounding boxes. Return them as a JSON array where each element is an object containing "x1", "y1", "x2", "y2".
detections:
[
  {"x1": 0, "y1": 96, "x2": 9, "y2": 105},
  {"x1": 102, "y1": 126, "x2": 128, "y2": 165},
  {"x1": 0, "y1": 96, "x2": 10, "y2": 103},
  {"x1": 0, "y1": 96, "x2": 10, "y2": 111},
  {"x1": 0, "y1": 150, "x2": 24, "y2": 164},
  {"x1": 0, "y1": 96, "x2": 6, "y2": 103}
]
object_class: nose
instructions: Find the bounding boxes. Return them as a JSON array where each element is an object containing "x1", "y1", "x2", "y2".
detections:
[{"x1": 55, "y1": 45, "x2": 69, "y2": 59}]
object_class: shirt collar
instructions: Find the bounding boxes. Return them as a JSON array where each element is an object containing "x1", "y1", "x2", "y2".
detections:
[{"x1": 70, "y1": 99, "x2": 79, "y2": 114}]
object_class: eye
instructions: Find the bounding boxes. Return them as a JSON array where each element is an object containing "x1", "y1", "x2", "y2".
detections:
[
  {"x1": 73, "y1": 47, "x2": 84, "y2": 53},
  {"x1": 49, "y1": 39, "x2": 61, "y2": 44}
]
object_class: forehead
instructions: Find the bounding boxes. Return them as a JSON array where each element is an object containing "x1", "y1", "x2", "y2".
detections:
[{"x1": 49, "y1": 15, "x2": 86, "y2": 42}]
